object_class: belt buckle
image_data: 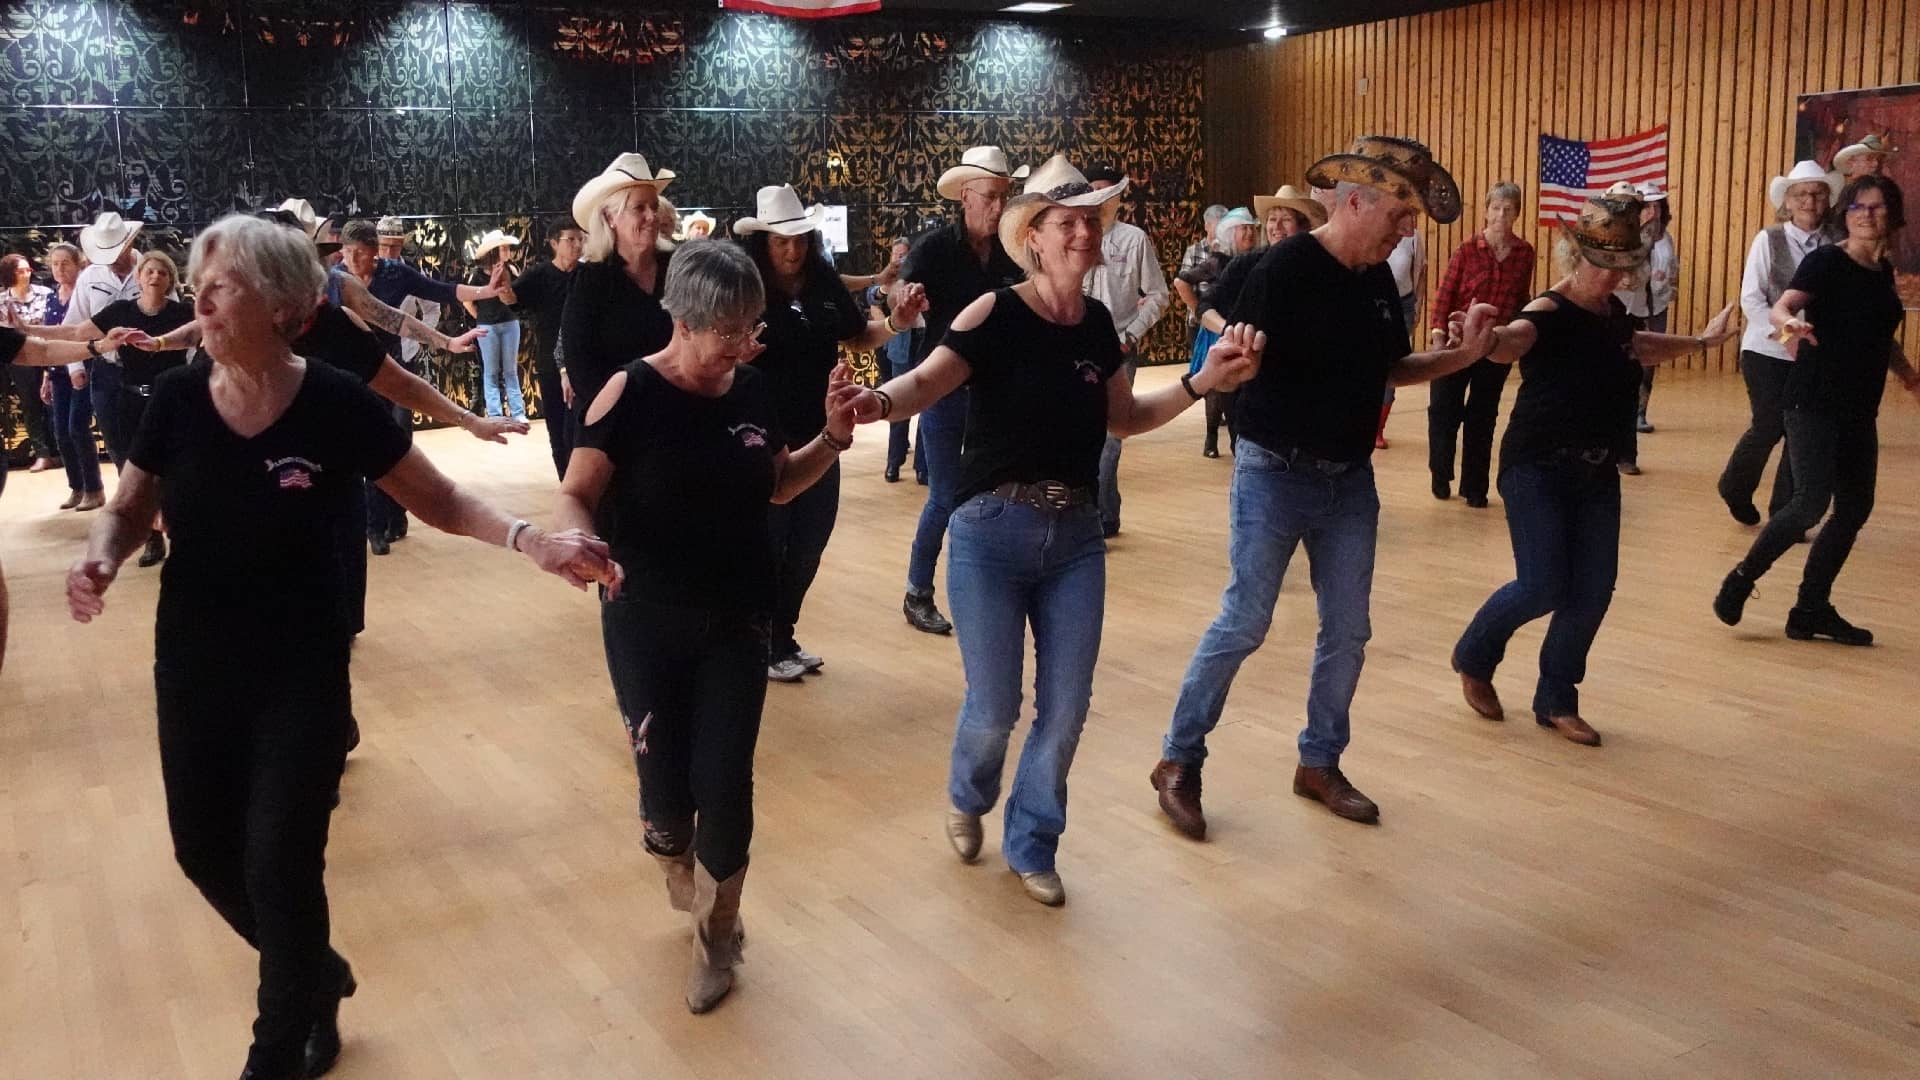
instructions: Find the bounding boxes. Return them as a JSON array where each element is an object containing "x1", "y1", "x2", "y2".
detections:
[
  {"x1": 1034, "y1": 480, "x2": 1072, "y2": 510},
  {"x1": 1580, "y1": 448, "x2": 1609, "y2": 465}
]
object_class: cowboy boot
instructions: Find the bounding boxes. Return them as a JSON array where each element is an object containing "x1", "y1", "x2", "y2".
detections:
[
  {"x1": 644, "y1": 819, "x2": 696, "y2": 912},
  {"x1": 686, "y1": 863, "x2": 747, "y2": 1014}
]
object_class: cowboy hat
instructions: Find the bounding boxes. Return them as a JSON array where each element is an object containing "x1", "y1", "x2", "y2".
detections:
[
  {"x1": 732, "y1": 185, "x2": 826, "y2": 237},
  {"x1": 1767, "y1": 160, "x2": 1842, "y2": 209},
  {"x1": 79, "y1": 211, "x2": 143, "y2": 265},
  {"x1": 1632, "y1": 181, "x2": 1669, "y2": 203},
  {"x1": 1213, "y1": 206, "x2": 1258, "y2": 246},
  {"x1": 471, "y1": 228, "x2": 520, "y2": 261},
  {"x1": 1559, "y1": 189, "x2": 1649, "y2": 270},
  {"x1": 1833, "y1": 133, "x2": 1897, "y2": 174},
  {"x1": 936, "y1": 146, "x2": 1014, "y2": 200},
  {"x1": 275, "y1": 198, "x2": 321, "y2": 238},
  {"x1": 1253, "y1": 184, "x2": 1328, "y2": 228},
  {"x1": 571, "y1": 152, "x2": 676, "y2": 231},
  {"x1": 996, "y1": 153, "x2": 1130, "y2": 275},
  {"x1": 375, "y1": 215, "x2": 408, "y2": 238},
  {"x1": 1306, "y1": 135, "x2": 1463, "y2": 224},
  {"x1": 682, "y1": 210, "x2": 716, "y2": 238}
]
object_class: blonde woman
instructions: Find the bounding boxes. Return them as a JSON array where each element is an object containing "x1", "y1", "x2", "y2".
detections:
[{"x1": 557, "y1": 153, "x2": 679, "y2": 415}]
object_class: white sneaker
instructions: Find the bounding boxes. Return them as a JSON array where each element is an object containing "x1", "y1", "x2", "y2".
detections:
[
  {"x1": 793, "y1": 646, "x2": 824, "y2": 672},
  {"x1": 766, "y1": 656, "x2": 807, "y2": 682}
]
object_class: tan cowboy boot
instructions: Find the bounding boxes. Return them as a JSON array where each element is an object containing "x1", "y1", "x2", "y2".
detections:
[
  {"x1": 651, "y1": 847, "x2": 695, "y2": 912},
  {"x1": 685, "y1": 863, "x2": 747, "y2": 1014}
]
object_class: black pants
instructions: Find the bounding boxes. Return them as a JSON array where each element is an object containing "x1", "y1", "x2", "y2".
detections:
[
  {"x1": 1737, "y1": 409, "x2": 1876, "y2": 609},
  {"x1": 156, "y1": 648, "x2": 355, "y2": 1073},
  {"x1": 1427, "y1": 358, "x2": 1513, "y2": 500},
  {"x1": 535, "y1": 365, "x2": 571, "y2": 480},
  {"x1": 1204, "y1": 388, "x2": 1238, "y2": 452},
  {"x1": 766, "y1": 460, "x2": 839, "y2": 656},
  {"x1": 6, "y1": 364, "x2": 54, "y2": 457},
  {"x1": 105, "y1": 384, "x2": 152, "y2": 467},
  {"x1": 600, "y1": 595, "x2": 769, "y2": 881},
  {"x1": 1717, "y1": 351, "x2": 1796, "y2": 515}
]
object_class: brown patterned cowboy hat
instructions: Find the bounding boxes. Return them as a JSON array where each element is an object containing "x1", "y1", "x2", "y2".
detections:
[
  {"x1": 1306, "y1": 136, "x2": 1462, "y2": 224},
  {"x1": 1560, "y1": 188, "x2": 1649, "y2": 270}
]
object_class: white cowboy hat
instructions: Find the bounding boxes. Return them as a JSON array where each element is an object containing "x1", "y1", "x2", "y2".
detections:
[
  {"x1": 682, "y1": 210, "x2": 717, "y2": 237},
  {"x1": 1012, "y1": 163, "x2": 1032, "y2": 181},
  {"x1": 936, "y1": 145, "x2": 1014, "y2": 200},
  {"x1": 375, "y1": 215, "x2": 407, "y2": 238},
  {"x1": 571, "y1": 152, "x2": 676, "y2": 231},
  {"x1": 1833, "y1": 133, "x2": 1897, "y2": 174},
  {"x1": 1768, "y1": 160, "x2": 1843, "y2": 209},
  {"x1": 732, "y1": 185, "x2": 826, "y2": 237},
  {"x1": 79, "y1": 211, "x2": 142, "y2": 265},
  {"x1": 996, "y1": 153, "x2": 1130, "y2": 275},
  {"x1": 1632, "y1": 181, "x2": 1670, "y2": 203},
  {"x1": 275, "y1": 198, "x2": 321, "y2": 238},
  {"x1": 1213, "y1": 206, "x2": 1258, "y2": 246},
  {"x1": 1252, "y1": 184, "x2": 1328, "y2": 228},
  {"x1": 471, "y1": 228, "x2": 520, "y2": 261}
]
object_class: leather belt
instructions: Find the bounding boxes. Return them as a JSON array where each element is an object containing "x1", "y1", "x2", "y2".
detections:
[
  {"x1": 123, "y1": 383, "x2": 154, "y2": 397},
  {"x1": 1550, "y1": 446, "x2": 1614, "y2": 466},
  {"x1": 1269, "y1": 447, "x2": 1354, "y2": 476},
  {"x1": 991, "y1": 480, "x2": 1094, "y2": 512}
]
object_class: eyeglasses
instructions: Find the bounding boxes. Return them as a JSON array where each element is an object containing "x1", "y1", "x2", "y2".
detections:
[
  {"x1": 1846, "y1": 202, "x2": 1889, "y2": 215},
  {"x1": 703, "y1": 321, "x2": 766, "y2": 345}
]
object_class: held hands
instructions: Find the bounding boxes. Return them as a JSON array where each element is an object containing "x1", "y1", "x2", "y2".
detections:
[
  {"x1": 462, "y1": 413, "x2": 530, "y2": 443},
  {"x1": 1196, "y1": 323, "x2": 1267, "y2": 392},
  {"x1": 523, "y1": 526, "x2": 624, "y2": 595},
  {"x1": 824, "y1": 361, "x2": 861, "y2": 444},
  {"x1": 890, "y1": 282, "x2": 929, "y2": 327},
  {"x1": 445, "y1": 326, "x2": 488, "y2": 354},
  {"x1": 105, "y1": 326, "x2": 145, "y2": 350},
  {"x1": 1450, "y1": 302, "x2": 1502, "y2": 360},
  {"x1": 66, "y1": 558, "x2": 119, "y2": 623},
  {"x1": 1698, "y1": 303, "x2": 1738, "y2": 348},
  {"x1": 876, "y1": 251, "x2": 904, "y2": 287},
  {"x1": 1777, "y1": 316, "x2": 1816, "y2": 359}
]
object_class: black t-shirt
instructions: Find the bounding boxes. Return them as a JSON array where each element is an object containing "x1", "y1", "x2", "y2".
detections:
[
  {"x1": 753, "y1": 272, "x2": 867, "y2": 450},
  {"x1": 942, "y1": 289, "x2": 1125, "y2": 503},
  {"x1": 1499, "y1": 291, "x2": 1641, "y2": 468},
  {"x1": 578, "y1": 361, "x2": 785, "y2": 613},
  {"x1": 293, "y1": 302, "x2": 387, "y2": 384},
  {"x1": 1199, "y1": 250, "x2": 1260, "y2": 321},
  {"x1": 90, "y1": 298, "x2": 195, "y2": 386},
  {"x1": 559, "y1": 252, "x2": 676, "y2": 413},
  {"x1": 132, "y1": 360, "x2": 413, "y2": 662},
  {"x1": 0, "y1": 325, "x2": 21, "y2": 367},
  {"x1": 466, "y1": 265, "x2": 516, "y2": 326},
  {"x1": 902, "y1": 218, "x2": 1025, "y2": 365},
  {"x1": 511, "y1": 260, "x2": 577, "y2": 373},
  {"x1": 1230, "y1": 234, "x2": 1408, "y2": 463},
  {"x1": 1784, "y1": 244, "x2": 1905, "y2": 418}
]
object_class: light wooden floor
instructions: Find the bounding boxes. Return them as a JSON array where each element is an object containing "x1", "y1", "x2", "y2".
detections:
[{"x1": 4, "y1": 367, "x2": 1919, "y2": 1079}]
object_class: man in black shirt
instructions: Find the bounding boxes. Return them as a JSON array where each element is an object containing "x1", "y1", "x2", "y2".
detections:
[
  {"x1": 898, "y1": 145, "x2": 1025, "y2": 635},
  {"x1": 503, "y1": 222, "x2": 584, "y2": 478},
  {"x1": 1150, "y1": 137, "x2": 1497, "y2": 837}
]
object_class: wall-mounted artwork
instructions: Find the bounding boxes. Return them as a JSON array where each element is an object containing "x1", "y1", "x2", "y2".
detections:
[{"x1": 1797, "y1": 82, "x2": 1920, "y2": 309}]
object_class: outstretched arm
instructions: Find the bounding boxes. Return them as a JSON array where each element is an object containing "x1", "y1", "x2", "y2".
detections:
[
  {"x1": 1632, "y1": 302, "x2": 1738, "y2": 366},
  {"x1": 367, "y1": 357, "x2": 528, "y2": 442}
]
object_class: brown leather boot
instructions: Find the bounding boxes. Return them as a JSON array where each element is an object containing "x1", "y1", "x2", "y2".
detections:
[
  {"x1": 1292, "y1": 764, "x2": 1379, "y2": 824},
  {"x1": 686, "y1": 863, "x2": 746, "y2": 1014},
  {"x1": 1149, "y1": 760, "x2": 1206, "y2": 840},
  {"x1": 1457, "y1": 671, "x2": 1503, "y2": 721},
  {"x1": 1535, "y1": 712, "x2": 1602, "y2": 747}
]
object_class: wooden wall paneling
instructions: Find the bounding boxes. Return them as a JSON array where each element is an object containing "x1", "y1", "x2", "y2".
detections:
[
  {"x1": 1679, "y1": 0, "x2": 1708, "y2": 356},
  {"x1": 1703, "y1": 0, "x2": 1735, "y2": 366}
]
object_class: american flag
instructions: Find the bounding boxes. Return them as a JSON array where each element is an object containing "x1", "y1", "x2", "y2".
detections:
[
  {"x1": 1537, "y1": 124, "x2": 1668, "y2": 224},
  {"x1": 719, "y1": 0, "x2": 880, "y2": 15}
]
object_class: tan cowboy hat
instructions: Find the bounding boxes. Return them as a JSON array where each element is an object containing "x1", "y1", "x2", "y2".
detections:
[
  {"x1": 1559, "y1": 189, "x2": 1649, "y2": 270},
  {"x1": 732, "y1": 185, "x2": 825, "y2": 237},
  {"x1": 571, "y1": 152, "x2": 676, "y2": 231},
  {"x1": 997, "y1": 153, "x2": 1130, "y2": 275},
  {"x1": 937, "y1": 146, "x2": 1014, "y2": 200},
  {"x1": 1833, "y1": 133, "x2": 1897, "y2": 173},
  {"x1": 79, "y1": 211, "x2": 142, "y2": 265},
  {"x1": 682, "y1": 210, "x2": 716, "y2": 238},
  {"x1": 1306, "y1": 135, "x2": 1463, "y2": 224},
  {"x1": 275, "y1": 198, "x2": 321, "y2": 238},
  {"x1": 471, "y1": 228, "x2": 520, "y2": 261},
  {"x1": 1767, "y1": 160, "x2": 1842, "y2": 209},
  {"x1": 1253, "y1": 184, "x2": 1328, "y2": 228}
]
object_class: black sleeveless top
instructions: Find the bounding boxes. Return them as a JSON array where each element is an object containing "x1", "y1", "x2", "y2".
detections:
[{"x1": 1499, "y1": 290, "x2": 1640, "y2": 469}]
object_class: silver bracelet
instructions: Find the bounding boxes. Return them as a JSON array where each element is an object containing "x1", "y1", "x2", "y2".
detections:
[{"x1": 506, "y1": 519, "x2": 532, "y2": 552}]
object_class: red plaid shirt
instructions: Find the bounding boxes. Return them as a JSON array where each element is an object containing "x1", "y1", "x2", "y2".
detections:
[{"x1": 1430, "y1": 232, "x2": 1537, "y2": 329}]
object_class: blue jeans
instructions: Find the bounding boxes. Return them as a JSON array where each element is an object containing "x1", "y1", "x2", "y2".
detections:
[
  {"x1": 945, "y1": 493, "x2": 1107, "y2": 873},
  {"x1": 48, "y1": 368, "x2": 103, "y2": 493},
  {"x1": 907, "y1": 387, "x2": 968, "y2": 595},
  {"x1": 1163, "y1": 438, "x2": 1379, "y2": 768},
  {"x1": 1452, "y1": 458, "x2": 1620, "y2": 718},
  {"x1": 87, "y1": 359, "x2": 125, "y2": 470},
  {"x1": 477, "y1": 319, "x2": 526, "y2": 419},
  {"x1": 882, "y1": 339, "x2": 926, "y2": 476}
]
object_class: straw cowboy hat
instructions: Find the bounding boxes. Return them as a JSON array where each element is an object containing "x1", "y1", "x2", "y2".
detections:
[
  {"x1": 1306, "y1": 135, "x2": 1463, "y2": 224},
  {"x1": 1833, "y1": 133, "x2": 1897, "y2": 174},
  {"x1": 997, "y1": 153, "x2": 1130, "y2": 275},
  {"x1": 682, "y1": 210, "x2": 716, "y2": 238},
  {"x1": 1559, "y1": 188, "x2": 1650, "y2": 270},
  {"x1": 732, "y1": 185, "x2": 826, "y2": 237},
  {"x1": 79, "y1": 211, "x2": 143, "y2": 265},
  {"x1": 937, "y1": 145, "x2": 1014, "y2": 200},
  {"x1": 1213, "y1": 206, "x2": 1258, "y2": 246},
  {"x1": 471, "y1": 228, "x2": 520, "y2": 261},
  {"x1": 274, "y1": 198, "x2": 321, "y2": 238},
  {"x1": 571, "y1": 152, "x2": 676, "y2": 231},
  {"x1": 375, "y1": 215, "x2": 408, "y2": 238},
  {"x1": 1253, "y1": 184, "x2": 1328, "y2": 227},
  {"x1": 1767, "y1": 160, "x2": 1842, "y2": 209}
]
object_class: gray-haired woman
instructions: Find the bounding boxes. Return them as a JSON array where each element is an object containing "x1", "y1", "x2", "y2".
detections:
[
  {"x1": 63, "y1": 214, "x2": 618, "y2": 1080},
  {"x1": 554, "y1": 240, "x2": 858, "y2": 1014}
]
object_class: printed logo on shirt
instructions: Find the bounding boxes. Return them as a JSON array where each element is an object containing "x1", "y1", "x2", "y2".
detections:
[
  {"x1": 1374, "y1": 299, "x2": 1395, "y2": 322},
  {"x1": 266, "y1": 455, "x2": 322, "y2": 490},
  {"x1": 727, "y1": 422, "x2": 768, "y2": 449},
  {"x1": 1072, "y1": 358, "x2": 1103, "y2": 384}
]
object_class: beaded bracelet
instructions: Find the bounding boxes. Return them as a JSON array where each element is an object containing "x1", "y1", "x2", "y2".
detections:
[{"x1": 819, "y1": 428, "x2": 853, "y2": 452}]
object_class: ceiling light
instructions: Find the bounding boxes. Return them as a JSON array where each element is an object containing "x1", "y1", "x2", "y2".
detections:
[
  {"x1": 1263, "y1": 25, "x2": 1288, "y2": 40},
  {"x1": 1002, "y1": 2, "x2": 1071, "y2": 12}
]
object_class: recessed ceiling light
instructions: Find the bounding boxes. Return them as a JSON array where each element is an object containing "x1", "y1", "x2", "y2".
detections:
[
  {"x1": 1263, "y1": 25, "x2": 1288, "y2": 40},
  {"x1": 1002, "y1": 2, "x2": 1071, "y2": 12}
]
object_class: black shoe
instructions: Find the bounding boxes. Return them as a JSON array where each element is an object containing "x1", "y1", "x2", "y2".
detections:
[
  {"x1": 1713, "y1": 567, "x2": 1756, "y2": 626},
  {"x1": 1721, "y1": 493, "x2": 1761, "y2": 526},
  {"x1": 303, "y1": 957, "x2": 357, "y2": 1078},
  {"x1": 1202, "y1": 445, "x2": 1220, "y2": 459},
  {"x1": 344, "y1": 714, "x2": 361, "y2": 754},
  {"x1": 916, "y1": 471, "x2": 929, "y2": 486},
  {"x1": 1431, "y1": 476, "x2": 1451, "y2": 500},
  {"x1": 884, "y1": 465, "x2": 901, "y2": 483},
  {"x1": 137, "y1": 531, "x2": 167, "y2": 568},
  {"x1": 1785, "y1": 605, "x2": 1873, "y2": 646},
  {"x1": 390, "y1": 517, "x2": 408, "y2": 540},
  {"x1": 1102, "y1": 521, "x2": 1120, "y2": 539},
  {"x1": 903, "y1": 592, "x2": 952, "y2": 635},
  {"x1": 1464, "y1": 495, "x2": 1489, "y2": 509},
  {"x1": 368, "y1": 532, "x2": 391, "y2": 556}
]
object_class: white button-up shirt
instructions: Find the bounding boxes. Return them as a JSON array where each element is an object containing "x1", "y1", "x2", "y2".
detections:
[
  {"x1": 1738, "y1": 221, "x2": 1823, "y2": 361},
  {"x1": 1616, "y1": 233, "x2": 1678, "y2": 319},
  {"x1": 1082, "y1": 219, "x2": 1168, "y2": 351},
  {"x1": 63, "y1": 262, "x2": 142, "y2": 375}
]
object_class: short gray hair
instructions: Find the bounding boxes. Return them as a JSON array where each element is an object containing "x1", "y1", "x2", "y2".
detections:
[
  {"x1": 188, "y1": 214, "x2": 326, "y2": 339},
  {"x1": 660, "y1": 240, "x2": 764, "y2": 330},
  {"x1": 1333, "y1": 181, "x2": 1384, "y2": 210},
  {"x1": 1487, "y1": 182, "x2": 1523, "y2": 208},
  {"x1": 341, "y1": 219, "x2": 379, "y2": 249}
]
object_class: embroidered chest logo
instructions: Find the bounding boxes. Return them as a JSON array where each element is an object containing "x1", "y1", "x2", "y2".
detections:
[
  {"x1": 1072, "y1": 358, "x2": 1103, "y2": 384},
  {"x1": 1374, "y1": 298, "x2": 1395, "y2": 322},
  {"x1": 727, "y1": 423, "x2": 768, "y2": 449},
  {"x1": 265, "y1": 455, "x2": 321, "y2": 490}
]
